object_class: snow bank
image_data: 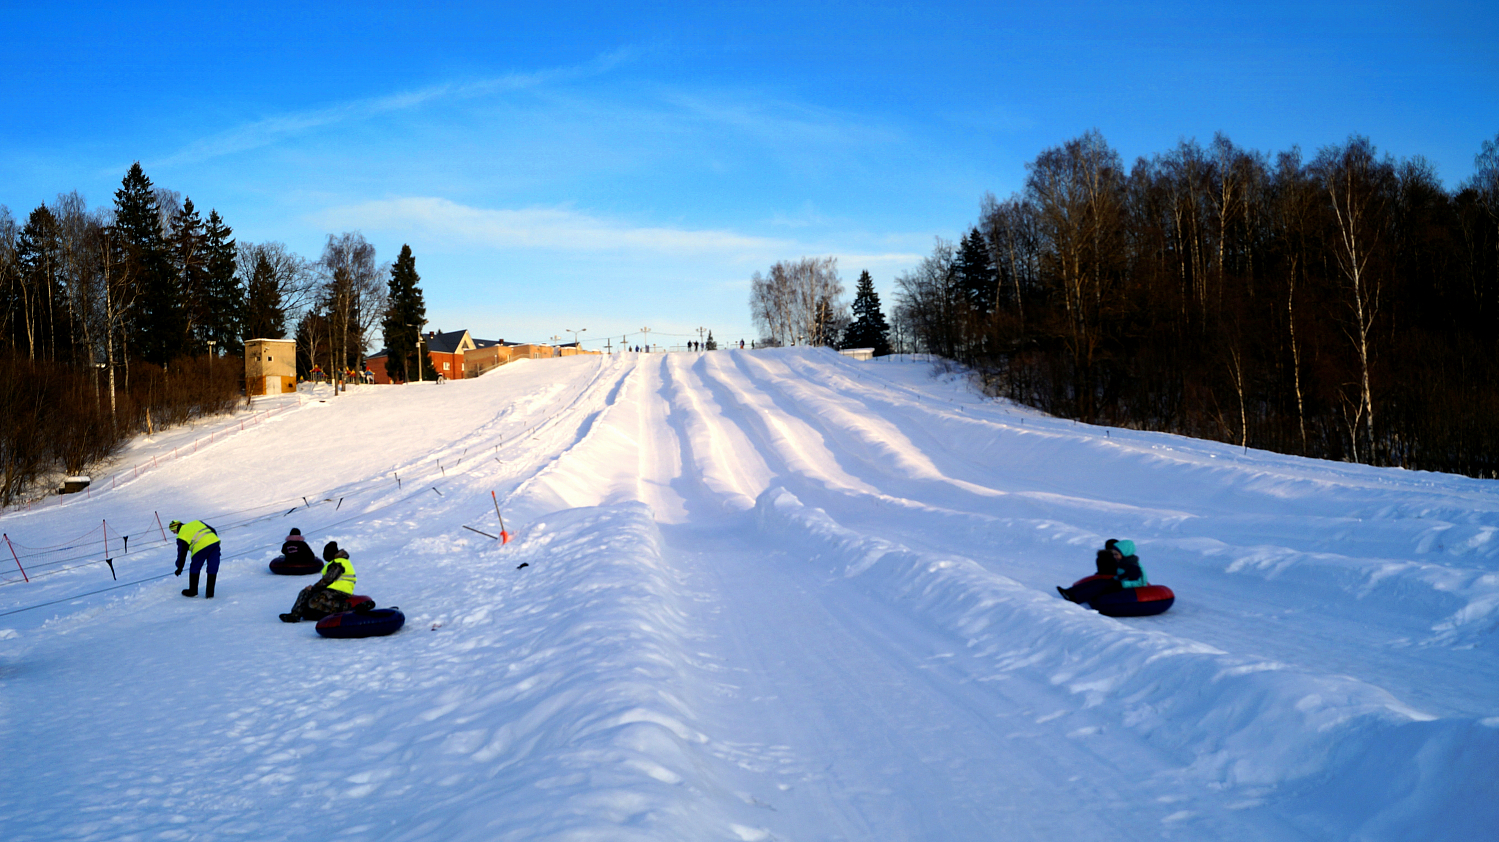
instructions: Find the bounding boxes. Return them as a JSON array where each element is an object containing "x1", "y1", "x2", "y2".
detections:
[{"x1": 754, "y1": 485, "x2": 1499, "y2": 838}]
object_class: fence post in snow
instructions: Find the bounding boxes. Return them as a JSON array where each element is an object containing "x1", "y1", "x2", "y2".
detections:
[
  {"x1": 4, "y1": 534, "x2": 27, "y2": 582},
  {"x1": 492, "y1": 491, "x2": 510, "y2": 544}
]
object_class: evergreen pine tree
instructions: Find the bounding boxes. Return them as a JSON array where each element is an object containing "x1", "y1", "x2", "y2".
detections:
[
  {"x1": 203, "y1": 210, "x2": 242, "y2": 354},
  {"x1": 243, "y1": 249, "x2": 286, "y2": 341},
  {"x1": 114, "y1": 163, "x2": 184, "y2": 365},
  {"x1": 841, "y1": 270, "x2": 891, "y2": 356},
  {"x1": 15, "y1": 205, "x2": 67, "y2": 362},
  {"x1": 955, "y1": 227, "x2": 996, "y2": 315},
  {"x1": 380, "y1": 244, "x2": 435, "y2": 382},
  {"x1": 169, "y1": 197, "x2": 208, "y2": 355},
  {"x1": 705, "y1": 331, "x2": 717, "y2": 351}
]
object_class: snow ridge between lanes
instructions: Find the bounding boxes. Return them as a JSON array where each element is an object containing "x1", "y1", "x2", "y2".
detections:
[{"x1": 753, "y1": 484, "x2": 1499, "y2": 840}]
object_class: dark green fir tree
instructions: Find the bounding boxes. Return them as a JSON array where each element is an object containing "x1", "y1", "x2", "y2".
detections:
[
  {"x1": 380, "y1": 244, "x2": 436, "y2": 382},
  {"x1": 114, "y1": 163, "x2": 184, "y2": 365},
  {"x1": 14, "y1": 204, "x2": 68, "y2": 362},
  {"x1": 841, "y1": 270, "x2": 891, "y2": 356},
  {"x1": 169, "y1": 197, "x2": 208, "y2": 354},
  {"x1": 203, "y1": 210, "x2": 242, "y2": 354},
  {"x1": 243, "y1": 249, "x2": 286, "y2": 341},
  {"x1": 955, "y1": 227, "x2": 995, "y2": 315}
]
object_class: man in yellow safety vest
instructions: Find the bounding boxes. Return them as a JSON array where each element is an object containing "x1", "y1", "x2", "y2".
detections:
[
  {"x1": 280, "y1": 541, "x2": 357, "y2": 622},
  {"x1": 170, "y1": 519, "x2": 222, "y2": 598}
]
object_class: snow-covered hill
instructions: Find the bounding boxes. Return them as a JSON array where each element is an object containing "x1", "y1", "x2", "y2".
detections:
[{"x1": 1, "y1": 348, "x2": 1495, "y2": 841}]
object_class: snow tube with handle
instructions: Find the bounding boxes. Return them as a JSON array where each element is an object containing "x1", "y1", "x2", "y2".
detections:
[
  {"x1": 1069, "y1": 574, "x2": 1175, "y2": 617},
  {"x1": 268, "y1": 554, "x2": 322, "y2": 575},
  {"x1": 316, "y1": 597, "x2": 405, "y2": 638}
]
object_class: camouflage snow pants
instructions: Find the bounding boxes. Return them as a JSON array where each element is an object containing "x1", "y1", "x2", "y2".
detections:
[{"x1": 287, "y1": 586, "x2": 352, "y2": 621}]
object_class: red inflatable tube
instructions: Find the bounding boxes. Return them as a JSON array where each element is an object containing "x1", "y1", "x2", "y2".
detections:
[{"x1": 1069, "y1": 574, "x2": 1176, "y2": 617}]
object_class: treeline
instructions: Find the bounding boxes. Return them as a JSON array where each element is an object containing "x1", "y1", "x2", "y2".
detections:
[
  {"x1": 892, "y1": 130, "x2": 1499, "y2": 478},
  {"x1": 0, "y1": 162, "x2": 420, "y2": 504}
]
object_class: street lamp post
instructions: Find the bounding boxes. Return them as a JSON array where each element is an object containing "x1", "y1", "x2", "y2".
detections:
[
  {"x1": 408, "y1": 322, "x2": 427, "y2": 383},
  {"x1": 567, "y1": 328, "x2": 586, "y2": 354},
  {"x1": 697, "y1": 327, "x2": 706, "y2": 351},
  {"x1": 640, "y1": 327, "x2": 651, "y2": 352}
]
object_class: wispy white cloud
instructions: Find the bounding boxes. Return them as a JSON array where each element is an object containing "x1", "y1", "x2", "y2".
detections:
[
  {"x1": 311, "y1": 197, "x2": 925, "y2": 273},
  {"x1": 314, "y1": 196, "x2": 795, "y2": 258},
  {"x1": 150, "y1": 48, "x2": 639, "y2": 168}
]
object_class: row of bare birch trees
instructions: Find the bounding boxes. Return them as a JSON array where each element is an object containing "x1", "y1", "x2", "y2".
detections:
[{"x1": 895, "y1": 130, "x2": 1499, "y2": 477}]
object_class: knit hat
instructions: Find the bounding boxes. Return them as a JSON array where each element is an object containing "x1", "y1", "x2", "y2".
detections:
[
  {"x1": 289, "y1": 527, "x2": 301, "y2": 536},
  {"x1": 322, "y1": 541, "x2": 340, "y2": 561},
  {"x1": 1115, "y1": 539, "x2": 1136, "y2": 557}
]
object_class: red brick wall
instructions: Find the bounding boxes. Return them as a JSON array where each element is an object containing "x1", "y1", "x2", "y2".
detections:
[
  {"x1": 430, "y1": 351, "x2": 465, "y2": 379},
  {"x1": 367, "y1": 356, "x2": 395, "y2": 384}
]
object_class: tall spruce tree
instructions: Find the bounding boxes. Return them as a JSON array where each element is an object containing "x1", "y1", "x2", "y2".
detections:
[
  {"x1": 15, "y1": 204, "x2": 67, "y2": 362},
  {"x1": 243, "y1": 249, "x2": 286, "y2": 341},
  {"x1": 202, "y1": 210, "x2": 241, "y2": 354},
  {"x1": 380, "y1": 244, "x2": 435, "y2": 382},
  {"x1": 114, "y1": 163, "x2": 183, "y2": 365},
  {"x1": 169, "y1": 197, "x2": 208, "y2": 355},
  {"x1": 841, "y1": 270, "x2": 891, "y2": 356},
  {"x1": 955, "y1": 227, "x2": 996, "y2": 315}
]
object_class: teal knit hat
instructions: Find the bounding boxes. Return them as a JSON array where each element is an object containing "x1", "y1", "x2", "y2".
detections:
[{"x1": 1115, "y1": 539, "x2": 1136, "y2": 557}]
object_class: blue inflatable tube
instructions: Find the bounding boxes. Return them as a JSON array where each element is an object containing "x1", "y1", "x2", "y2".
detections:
[{"x1": 316, "y1": 607, "x2": 405, "y2": 638}]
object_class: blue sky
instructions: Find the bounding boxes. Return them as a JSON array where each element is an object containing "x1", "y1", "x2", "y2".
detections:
[{"x1": 3, "y1": 1, "x2": 1496, "y2": 349}]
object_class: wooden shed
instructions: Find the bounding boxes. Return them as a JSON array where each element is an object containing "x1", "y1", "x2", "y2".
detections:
[{"x1": 245, "y1": 338, "x2": 297, "y2": 396}]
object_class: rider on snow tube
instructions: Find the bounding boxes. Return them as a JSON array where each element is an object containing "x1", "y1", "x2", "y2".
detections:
[{"x1": 1058, "y1": 538, "x2": 1147, "y2": 604}]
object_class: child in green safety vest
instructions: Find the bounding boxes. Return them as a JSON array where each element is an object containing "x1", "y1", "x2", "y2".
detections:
[{"x1": 279, "y1": 541, "x2": 357, "y2": 622}]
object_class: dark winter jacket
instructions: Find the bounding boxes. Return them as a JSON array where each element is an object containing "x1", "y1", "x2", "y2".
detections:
[
  {"x1": 1095, "y1": 549, "x2": 1147, "y2": 588},
  {"x1": 1115, "y1": 554, "x2": 1147, "y2": 588},
  {"x1": 281, "y1": 537, "x2": 314, "y2": 561}
]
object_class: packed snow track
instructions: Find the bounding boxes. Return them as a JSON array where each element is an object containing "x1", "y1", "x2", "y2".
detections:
[{"x1": 1, "y1": 348, "x2": 1495, "y2": 841}]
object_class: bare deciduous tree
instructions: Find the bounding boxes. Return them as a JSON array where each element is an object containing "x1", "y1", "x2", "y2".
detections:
[
  {"x1": 750, "y1": 256, "x2": 845, "y2": 347},
  {"x1": 318, "y1": 233, "x2": 383, "y2": 394},
  {"x1": 1314, "y1": 136, "x2": 1393, "y2": 462}
]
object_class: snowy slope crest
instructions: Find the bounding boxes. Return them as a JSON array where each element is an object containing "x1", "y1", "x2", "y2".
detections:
[{"x1": 754, "y1": 485, "x2": 1499, "y2": 838}]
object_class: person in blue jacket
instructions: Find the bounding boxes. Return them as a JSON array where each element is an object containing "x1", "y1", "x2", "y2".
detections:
[{"x1": 1058, "y1": 538, "x2": 1147, "y2": 604}]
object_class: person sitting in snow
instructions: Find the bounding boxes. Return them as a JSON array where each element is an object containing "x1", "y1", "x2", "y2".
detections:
[
  {"x1": 279, "y1": 527, "x2": 316, "y2": 565},
  {"x1": 1057, "y1": 538, "x2": 1148, "y2": 604},
  {"x1": 280, "y1": 541, "x2": 357, "y2": 622}
]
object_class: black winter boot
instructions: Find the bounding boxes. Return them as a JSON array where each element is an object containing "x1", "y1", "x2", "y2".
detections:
[
  {"x1": 182, "y1": 572, "x2": 200, "y2": 597},
  {"x1": 204, "y1": 574, "x2": 216, "y2": 599}
]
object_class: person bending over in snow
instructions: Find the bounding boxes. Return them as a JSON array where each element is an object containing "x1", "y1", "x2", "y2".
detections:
[
  {"x1": 280, "y1": 541, "x2": 357, "y2": 622},
  {"x1": 171, "y1": 519, "x2": 221, "y2": 599},
  {"x1": 279, "y1": 527, "x2": 316, "y2": 565},
  {"x1": 1058, "y1": 538, "x2": 1148, "y2": 604}
]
